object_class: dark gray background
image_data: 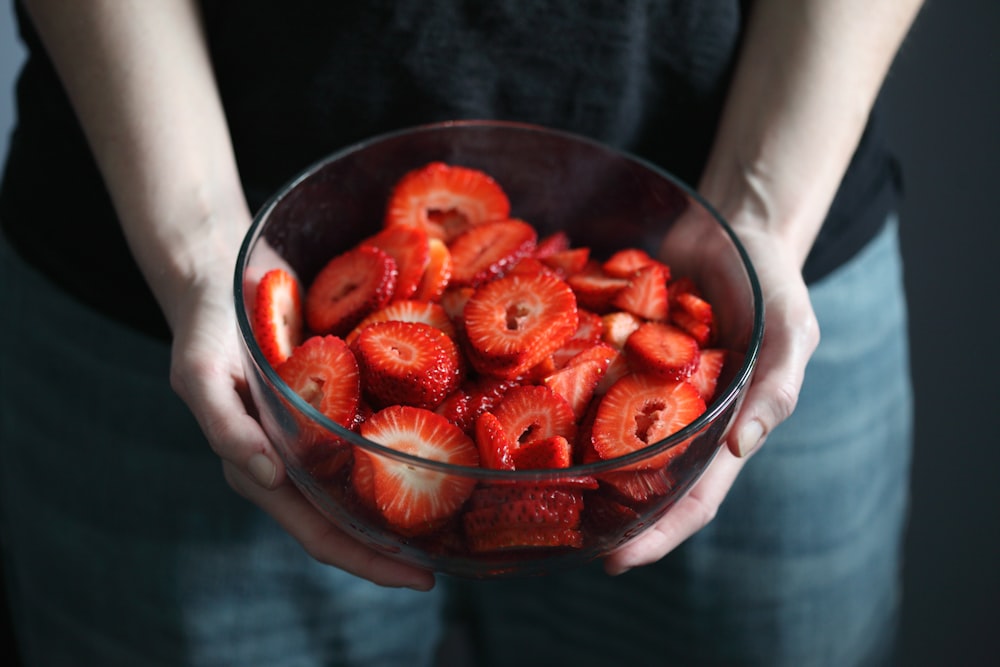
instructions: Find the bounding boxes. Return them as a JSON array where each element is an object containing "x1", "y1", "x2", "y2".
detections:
[{"x1": 1, "y1": 1, "x2": 997, "y2": 664}]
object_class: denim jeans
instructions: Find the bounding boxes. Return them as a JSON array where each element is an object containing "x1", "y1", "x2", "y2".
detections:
[
  {"x1": 453, "y1": 219, "x2": 913, "y2": 667},
  {"x1": 0, "y1": 235, "x2": 445, "y2": 667}
]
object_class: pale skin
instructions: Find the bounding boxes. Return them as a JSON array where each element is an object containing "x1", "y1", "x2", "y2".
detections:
[{"x1": 22, "y1": 0, "x2": 923, "y2": 588}]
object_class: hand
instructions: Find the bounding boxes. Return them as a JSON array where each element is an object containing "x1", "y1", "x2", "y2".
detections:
[
  {"x1": 603, "y1": 218, "x2": 820, "y2": 574},
  {"x1": 165, "y1": 252, "x2": 436, "y2": 591}
]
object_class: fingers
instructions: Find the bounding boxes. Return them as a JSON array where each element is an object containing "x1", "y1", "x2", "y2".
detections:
[
  {"x1": 604, "y1": 449, "x2": 746, "y2": 575},
  {"x1": 223, "y1": 461, "x2": 436, "y2": 591}
]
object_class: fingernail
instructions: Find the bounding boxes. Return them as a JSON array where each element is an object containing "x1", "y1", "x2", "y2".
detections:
[
  {"x1": 736, "y1": 420, "x2": 765, "y2": 457},
  {"x1": 248, "y1": 454, "x2": 276, "y2": 488}
]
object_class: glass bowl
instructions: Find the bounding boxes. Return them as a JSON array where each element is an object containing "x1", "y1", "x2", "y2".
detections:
[{"x1": 234, "y1": 120, "x2": 763, "y2": 578}]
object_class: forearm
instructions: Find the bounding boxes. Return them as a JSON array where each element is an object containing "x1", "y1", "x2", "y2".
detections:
[
  {"x1": 22, "y1": 0, "x2": 250, "y2": 329},
  {"x1": 700, "y1": 0, "x2": 923, "y2": 264}
]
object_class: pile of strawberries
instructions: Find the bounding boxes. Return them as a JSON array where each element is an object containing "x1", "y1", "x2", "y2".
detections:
[{"x1": 252, "y1": 162, "x2": 725, "y2": 553}]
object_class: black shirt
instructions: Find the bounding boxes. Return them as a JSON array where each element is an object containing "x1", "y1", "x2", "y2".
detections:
[{"x1": 0, "y1": 0, "x2": 901, "y2": 340}]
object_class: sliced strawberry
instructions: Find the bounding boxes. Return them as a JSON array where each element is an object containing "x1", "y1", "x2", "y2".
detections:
[
  {"x1": 670, "y1": 291, "x2": 715, "y2": 346},
  {"x1": 624, "y1": 321, "x2": 701, "y2": 381},
  {"x1": 550, "y1": 337, "x2": 601, "y2": 369},
  {"x1": 594, "y1": 347, "x2": 631, "y2": 395},
  {"x1": 602, "y1": 248, "x2": 657, "y2": 278},
  {"x1": 253, "y1": 267, "x2": 304, "y2": 368},
  {"x1": 598, "y1": 467, "x2": 677, "y2": 504},
  {"x1": 435, "y1": 376, "x2": 519, "y2": 434},
  {"x1": 512, "y1": 435, "x2": 573, "y2": 470},
  {"x1": 305, "y1": 245, "x2": 397, "y2": 336},
  {"x1": 539, "y1": 247, "x2": 590, "y2": 278},
  {"x1": 359, "y1": 405, "x2": 479, "y2": 535},
  {"x1": 384, "y1": 161, "x2": 511, "y2": 241},
  {"x1": 352, "y1": 321, "x2": 462, "y2": 410},
  {"x1": 447, "y1": 218, "x2": 538, "y2": 287},
  {"x1": 439, "y1": 286, "x2": 475, "y2": 324},
  {"x1": 688, "y1": 348, "x2": 727, "y2": 402},
  {"x1": 582, "y1": 494, "x2": 642, "y2": 536},
  {"x1": 668, "y1": 275, "x2": 701, "y2": 300},
  {"x1": 566, "y1": 341, "x2": 617, "y2": 373},
  {"x1": 532, "y1": 230, "x2": 572, "y2": 258},
  {"x1": 413, "y1": 237, "x2": 453, "y2": 302},
  {"x1": 571, "y1": 309, "x2": 604, "y2": 345},
  {"x1": 508, "y1": 256, "x2": 554, "y2": 278},
  {"x1": 465, "y1": 485, "x2": 583, "y2": 523},
  {"x1": 611, "y1": 263, "x2": 669, "y2": 322},
  {"x1": 463, "y1": 271, "x2": 578, "y2": 379},
  {"x1": 474, "y1": 411, "x2": 516, "y2": 471},
  {"x1": 345, "y1": 299, "x2": 457, "y2": 346},
  {"x1": 466, "y1": 525, "x2": 583, "y2": 553},
  {"x1": 492, "y1": 385, "x2": 577, "y2": 449},
  {"x1": 601, "y1": 310, "x2": 644, "y2": 349},
  {"x1": 566, "y1": 261, "x2": 629, "y2": 313},
  {"x1": 360, "y1": 224, "x2": 430, "y2": 301},
  {"x1": 276, "y1": 335, "x2": 360, "y2": 429},
  {"x1": 542, "y1": 359, "x2": 604, "y2": 419},
  {"x1": 591, "y1": 372, "x2": 706, "y2": 467}
]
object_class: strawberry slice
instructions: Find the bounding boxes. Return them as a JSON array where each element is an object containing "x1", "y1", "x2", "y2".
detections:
[
  {"x1": 358, "y1": 405, "x2": 479, "y2": 535},
  {"x1": 532, "y1": 230, "x2": 571, "y2": 258},
  {"x1": 466, "y1": 525, "x2": 584, "y2": 553},
  {"x1": 305, "y1": 245, "x2": 397, "y2": 336},
  {"x1": 276, "y1": 335, "x2": 360, "y2": 429},
  {"x1": 566, "y1": 260, "x2": 629, "y2": 313},
  {"x1": 360, "y1": 224, "x2": 430, "y2": 301},
  {"x1": 447, "y1": 218, "x2": 538, "y2": 287},
  {"x1": 598, "y1": 467, "x2": 677, "y2": 504},
  {"x1": 345, "y1": 299, "x2": 457, "y2": 346},
  {"x1": 591, "y1": 372, "x2": 706, "y2": 467},
  {"x1": 253, "y1": 267, "x2": 304, "y2": 368},
  {"x1": 463, "y1": 482, "x2": 585, "y2": 552},
  {"x1": 624, "y1": 321, "x2": 701, "y2": 381},
  {"x1": 570, "y1": 309, "x2": 604, "y2": 345},
  {"x1": 436, "y1": 376, "x2": 520, "y2": 434},
  {"x1": 463, "y1": 271, "x2": 579, "y2": 379},
  {"x1": 351, "y1": 321, "x2": 462, "y2": 410},
  {"x1": 385, "y1": 162, "x2": 511, "y2": 241},
  {"x1": 542, "y1": 359, "x2": 604, "y2": 419},
  {"x1": 688, "y1": 348, "x2": 727, "y2": 402},
  {"x1": 611, "y1": 263, "x2": 669, "y2": 322},
  {"x1": 539, "y1": 247, "x2": 590, "y2": 278},
  {"x1": 413, "y1": 237, "x2": 453, "y2": 302},
  {"x1": 491, "y1": 385, "x2": 577, "y2": 449},
  {"x1": 670, "y1": 291, "x2": 715, "y2": 346},
  {"x1": 601, "y1": 310, "x2": 644, "y2": 349},
  {"x1": 602, "y1": 248, "x2": 658, "y2": 278},
  {"x1": 474, "y1": 411, "x2": 516, "y2": 470},
  {"x1": 512, "y1": 435, "x2": 573, "y2": 470}
]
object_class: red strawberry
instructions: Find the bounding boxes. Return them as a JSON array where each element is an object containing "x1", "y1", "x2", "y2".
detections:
[
  {"x1": 439, "y1": 286, "x2": 475, "y2": 324},
  {"x1": 598, "y1": 467, "x2": 677, "y2": 504},
  {"x1": 360, "y1": 224, "x2": 430, "y2": 301},
  {"x1": 624, "y1": 322, "x2": 701, "y2": 381},
  {"x1": 542, "y1": 359, "x2": 604, "y2": 419},
  {"x1": 594, "y1": 346, "x2": 631, "y2": 395},
  {"x1": 435, "y1": 376, "x2": 519, "y2": 434},
  {"x1": 465, "y1": 485, "x2": 583, "y2": 523},
  {"x1": 447, "y1": 218, "x2": 538, "y2": 287},
  {"x1": 305, "y1": 245, "x2": 397, "y2": 336},
  {"x1": 466, "y1": 525, "x2": 584, "y2": 553},
  {"x1": 539, "y1": 247, "x2": 590, "y2": 278},
  {"x1": 601, "y1": 310, "x2": 643, "y2": 349},
  {"x1": 358, "y1": 405, "x2": 479, "y2": 535},
  {"x1": 345, "y1": 299, "x2": 457, "y2": 346},
  {"x1": 570, "y1": 309, "x2": 604, "y2": 345},
  {"x1": 591, "y1": 372, "x2": 706, "y2": 468},
  {"x1": 474, "y1": 411, "x2": 516, "y2": 470},
  {"x1": 352, "y1": 321, "x2": 462, "y2": 410},
  {"x1": 276, "y1": 335, "x2": 360, "y2": 429},
  {"x1": 566, "y1": 261, "x2": 629, "y2": 313},
  {"x1": 602, "y1": 248, "x2": 657, "y2": 278},
  {"x1": 463, "y1": 271, "x2": 578, "y2": 379},
  {"x1": 565, "y1": 341, "x2": 617, "y2": 373},
  {"x1": 492, "y1": 385, "x2": 577, "y2": 449},
  {"x1": 384, "y1": 161, "x2": 511, "y2": 241},
  {"x1": 688, "y1": 348, "x2": 727, "y2": 402},
  {"x1": 253, "y1": 268, "x2": 304, "y2": 368},
  {"x1": 611, "y1": 263, "x2": 669, "y2": 322},
  {"x1": 532, "y1": 230, "x2": 572, "y2": 258},
  {"x1": 670, "y1": 291, "x2": 715, "y2": 346},
  {"x1": 413, "y1": 237, "x2": 453, "y2": 302},
  {"x1": 512, "y1": 435, "x2": 573, "y2": 470}
]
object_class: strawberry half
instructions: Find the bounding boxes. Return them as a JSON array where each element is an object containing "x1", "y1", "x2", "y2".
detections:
[
  {"x1": 358, "y1": 405, "x2": 479, "y2": 535},
  {"x1": 305, "y1": 245, "x2": 397, "y2": 336},
  {"x1": 352, "y1": 321, "x2": 462, "y2": 410},
  {"x1": 591, "y1": 372, "x2": 706, "y2": 468},
  {"x1": 253, "y1": 267, "x2": 304, "y2": 368},
  {"x1": 384, "y1": 162, "x2": 511, "y2": 241},
  {"x1": 463, "y1": 271, "x2": 579, "y2": 379},
  {"x1": 447, "y1": 218, "x2": 538, "y2": 287},
  {"x1": 276, "y1": 334, "x2": 360, "y2": 429}
]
